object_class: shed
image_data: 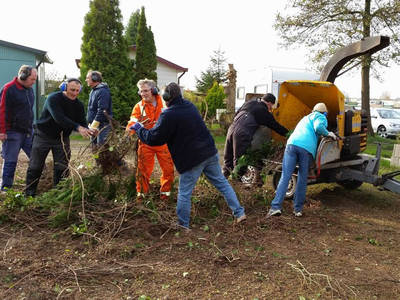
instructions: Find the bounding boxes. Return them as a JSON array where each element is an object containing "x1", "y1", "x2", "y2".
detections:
[{"x1": 0, "y1": 40, "x2": 52, "y2": 119}]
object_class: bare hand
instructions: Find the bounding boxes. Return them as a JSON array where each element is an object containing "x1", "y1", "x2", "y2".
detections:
[{"x1": 77, "y1": 126, "x2": 92, "y2": 138}]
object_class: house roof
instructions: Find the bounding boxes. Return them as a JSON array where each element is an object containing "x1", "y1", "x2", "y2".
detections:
[
  {"x1": 0, "y1": 39, "x2": 53, "y2": 64},
  {"x1": 75, "y1": 46, "x2": 188, "y2": 73},
  {"x1": 129, "y1": 45, "x2": 188, "y2": 72}
]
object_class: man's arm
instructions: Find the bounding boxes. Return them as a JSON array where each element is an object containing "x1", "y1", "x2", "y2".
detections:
[
  {"x1": 255, "y1": 108, "x2": 288, "y2": 137},
  {"x1": 94, "y1": 89, "x2": 111, "y2": 124},
  {"x1": 0, "y1": 85, "x2": 10, "y2": 140},
  {"x1": 137, "y1": 112, "x2": 171, "y2": 146}
]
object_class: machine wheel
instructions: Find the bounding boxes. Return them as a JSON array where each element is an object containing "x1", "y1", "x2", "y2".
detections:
[
  {"x1": 377, "y1": 125, "x2": 388, "y2": 138},
  {"x1": 272, "y1": 166, "x2": 297, "y2": 199},
  {"x1": 337, "y1": 179, "x2": 363, "y2": 190},
  {"x1": 241, "y1": 165, "x2": 261, "y2": 185}
]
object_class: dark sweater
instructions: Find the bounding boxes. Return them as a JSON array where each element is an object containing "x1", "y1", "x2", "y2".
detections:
[
  {"x1": 87, "y1": 83, "x2": 112, "y2": 124},
  {"x1": 137, "y1": 96, "x2": 217, "y2": 173},
  {"x1": 36, "y1": 91, "x2": 87, "y2": 139},
  {"x1": 233, "y1": 99, "x2": 288, "y2": 137}
]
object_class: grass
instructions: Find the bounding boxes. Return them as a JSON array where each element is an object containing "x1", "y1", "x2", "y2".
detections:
[{"x1": 364, "y1": 134, "x2": 398, "y2": 158}]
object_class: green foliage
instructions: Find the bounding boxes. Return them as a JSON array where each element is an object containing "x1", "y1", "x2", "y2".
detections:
[
  {"x1": 183, "y1": 90, "x2": 206, "y2": 116},
  {"x1": 204, "y1": 82, "x2": 226, "y2": 118},
  {"x1": 135, "y1": 7, "x2": 157, "y2": 83},
  {"x1": 196, "y1": 49, "x2": 227, "y2": 93},
  {"x1": 79, "y1": 0, "x2": 136, "y2": 122},
  {"x1": 232, "y1": 141, "x2": 284, "y2": 179},
  {"x1": 125, "y1": 9, "x2": 140, "y2": 46}
]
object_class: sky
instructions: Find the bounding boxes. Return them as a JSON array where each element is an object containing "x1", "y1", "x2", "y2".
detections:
[{"x1": 1, "y1": 0, "x2": 400, "y2": 99}]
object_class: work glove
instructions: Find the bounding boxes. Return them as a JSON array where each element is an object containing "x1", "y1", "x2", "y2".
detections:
[
  {"x1": 130, "y1": 122, "x2": 143, "y2": 132},
  {"x1": 327, "y1": 131, "x2": 337, "y2": 140},
  {"x1": 88, "y1": 120, "x2": 100, "y2": 130}
]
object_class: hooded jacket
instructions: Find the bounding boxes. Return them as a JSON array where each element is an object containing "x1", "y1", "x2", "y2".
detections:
[
  {"x1": 136, "y1": 96, "x2": 217, "y2": 173},
  {"x1": 87, "y1": 83, "x2": 112, "y2": 124}
]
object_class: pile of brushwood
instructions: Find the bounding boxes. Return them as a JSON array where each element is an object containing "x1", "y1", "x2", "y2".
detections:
[{"x1": 232, "y1": 140, "x2": 285, "y2": 181}]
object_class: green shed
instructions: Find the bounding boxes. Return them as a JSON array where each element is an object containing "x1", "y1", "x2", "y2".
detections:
[{"x1": 0, "y1": 40, "x2": 52, "y2": 119}]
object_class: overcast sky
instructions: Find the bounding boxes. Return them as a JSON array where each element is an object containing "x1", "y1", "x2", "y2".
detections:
[{"x1": 1, "y1": 0, "x2": 400, "y2": 99}]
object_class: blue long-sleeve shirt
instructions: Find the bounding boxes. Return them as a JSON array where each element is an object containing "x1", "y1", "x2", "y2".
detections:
[{"x1": 287, "y1": 111, "x2": 329, "y2": 158}]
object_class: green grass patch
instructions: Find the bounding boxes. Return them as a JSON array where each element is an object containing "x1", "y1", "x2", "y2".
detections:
[
  {"x1": 364, "y1": 135, "x2": 397, "y2": 158},
  {"x1": 70, "y1": 133, "x2": 85, "y2": 141}
]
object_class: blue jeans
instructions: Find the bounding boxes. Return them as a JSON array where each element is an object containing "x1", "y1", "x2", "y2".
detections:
[
  {"x1": 270, "y1": 144, "x2": 312, "y2": 213},
  {"x1": 1, "y1": 130, "x2": 33, "y2": 190},
  {"x1": 177, "y1": 153, "x2": 245, "y2": 228}
]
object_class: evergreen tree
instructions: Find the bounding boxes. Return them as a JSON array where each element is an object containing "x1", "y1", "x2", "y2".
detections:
[
  {"x1": 125, "y1": 9, "x2": 140, "y2": 46},
  {"x1": 80, "y1": 0, "x2": 136, "y2": 122},
  {"x1": 135, "y1": 7, "x2": 158, "y2": 83},
  {"x1": 196, "y1": 49, "x2": 227, "y2": 93}
]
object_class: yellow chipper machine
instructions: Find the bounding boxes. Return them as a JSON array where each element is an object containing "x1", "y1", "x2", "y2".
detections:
[{"x1": 252, "y1": 36, "x2": 400, "y2": 197}]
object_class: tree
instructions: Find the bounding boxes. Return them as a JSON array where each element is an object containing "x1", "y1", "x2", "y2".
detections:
[
  {"x1": 196, "y1": 49, "x2": 228, "y2": 93},
  {"x1": 80, "y1": 0, "x2": 136, "y2": 122},
  {"x1": 274, "y1": 0, "x2": 400, "y2": 134},
  {"x1": 204, "y1": 82, "x2": 226, "y2": 119},
  {"x1": 135, "y1": 7, "x2": 157, "y2": 83},
  {"x1": 125, "y1": 9, "x2": 140, "y2": 46}
]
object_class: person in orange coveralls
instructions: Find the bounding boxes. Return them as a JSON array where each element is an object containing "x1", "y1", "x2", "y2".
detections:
[{"x1": 126, "y1": 79, "x2": 174, "y2": 202}]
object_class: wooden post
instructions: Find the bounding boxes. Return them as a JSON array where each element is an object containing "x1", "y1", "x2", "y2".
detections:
[{"x1": 390, "y1": 144, "x2": 400, "y2": 167}]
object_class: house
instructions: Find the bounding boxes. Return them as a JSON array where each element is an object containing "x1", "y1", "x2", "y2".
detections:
[
  {"x1": 128, "y1": 45, "x2": 188, "y2": 88},
  {"x1": 0, "y1": 40, "x2": 52, "y2": 119},
  {"x1": 76, "y1": 45, "x2": 188, "y2": 88}
]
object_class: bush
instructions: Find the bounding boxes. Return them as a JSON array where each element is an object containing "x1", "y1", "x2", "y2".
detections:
[{"x1": 204, "y1": 82, "x2": 226, "y2": 119}]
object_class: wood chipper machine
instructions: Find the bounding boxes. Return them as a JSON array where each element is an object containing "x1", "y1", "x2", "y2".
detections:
[{"x1": 243, "y1": 36, "x2": 400, "y2": 197}]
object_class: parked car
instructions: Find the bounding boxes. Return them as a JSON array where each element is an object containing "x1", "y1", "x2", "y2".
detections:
[{"x1": 370, "y1": 108, "x2": 400, "y2": 138}]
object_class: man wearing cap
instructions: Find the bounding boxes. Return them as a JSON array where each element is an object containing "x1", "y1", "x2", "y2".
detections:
[
  {"x1": 0, "y1": 65, "x2": 37, "y2": 191},
  {"x1": 223, "y1": 93, "x2": 289, "y2": 178},
  {"x1": 267, "y1": 102, "x2": 337, "y2": 218}
]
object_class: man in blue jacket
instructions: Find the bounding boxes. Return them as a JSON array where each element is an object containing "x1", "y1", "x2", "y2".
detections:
[
  {"x1": 267, "y1": 103, "x2": 337, "y2": 218},
  {"x1": 0, "y1": 65, "x2": 37, "y2": 191},
  {"x1": 85, "y1": 70, "x2": 112, "y2": 145},
  {"x1": 131, "y1": 82, "x2": 246, "y2": 229}
]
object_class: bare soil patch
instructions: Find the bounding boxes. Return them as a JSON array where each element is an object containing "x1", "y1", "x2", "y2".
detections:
[{"x1": 1, "y1": 140, "x2": 400, "y2": 299}]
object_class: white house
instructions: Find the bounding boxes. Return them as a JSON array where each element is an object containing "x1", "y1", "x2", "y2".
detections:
[
  {"x1": 128, "y1": 45, "x2": 187, "y2": 89},
  {"x1": 76, "y1": 46, "x2": 188, "y2": 89}
]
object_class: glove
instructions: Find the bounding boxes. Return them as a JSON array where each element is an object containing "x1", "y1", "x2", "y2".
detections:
[
  {"x1": 327, "y1": 131, "x2": 337, "y2": 140},
  {"x1": 89, "y1": 120, "x2": 100, "y2": 130},
  {"x1": 130, "y1": 122, "x2": 143, "y2": 132}
]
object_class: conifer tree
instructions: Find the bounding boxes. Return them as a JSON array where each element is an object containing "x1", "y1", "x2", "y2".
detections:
[
  {"x1": 125, "y1": 9, "x2": 140, "y2": 46},
  {"x1": 80, "y1": 0, "x2": 136, "y2": 122},
  {"x1": 135, "y1": 7, "x2": 158, "y2": 83}
]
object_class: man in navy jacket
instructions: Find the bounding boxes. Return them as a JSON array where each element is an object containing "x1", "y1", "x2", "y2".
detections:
[
  {"x1": 131, "y1": 82, "x2": 246, "y2": 229},
  {"x1": 85, "y1": 70, "x2": 113, "y2": 145},
  {"x1": 0, "y1": 65, "x2": 37, "y2": 191}
]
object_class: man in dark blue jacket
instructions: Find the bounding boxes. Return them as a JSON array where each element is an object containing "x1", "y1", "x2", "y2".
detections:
[
  {"x1": 85, "y1": 70, "x2": 112, "y2": 145},
  {"x1": 0, "y1": 65, "x2": 37, "y2": 191},
  {"x1": 131, "y1": 82, "x2": 246, "y2": 229}
]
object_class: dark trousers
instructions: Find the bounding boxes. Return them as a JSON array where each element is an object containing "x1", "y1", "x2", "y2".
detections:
[
  {"x1": 25, "y1": 130, "x2": 71, "y2": 196},
  {"x1": 223, "y1": 125, "x2": 252, "y2": 177}
]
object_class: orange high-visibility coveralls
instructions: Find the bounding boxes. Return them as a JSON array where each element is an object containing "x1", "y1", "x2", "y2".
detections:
[{"x1": 126, "y1": 95, "x2": 174, "y2": 197}]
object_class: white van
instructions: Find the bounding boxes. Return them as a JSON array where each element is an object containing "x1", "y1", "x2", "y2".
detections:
[
  {"x1": 370, "y1": 108, "x2": 400, "y2": 138},
  {"x1": 235, "y1": 67, "x2": 319, "y2": 111}
]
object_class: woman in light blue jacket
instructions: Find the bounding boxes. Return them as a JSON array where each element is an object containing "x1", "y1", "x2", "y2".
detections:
[{"x1": 267, "y1": 103, "x2": 337, "y2": 217}]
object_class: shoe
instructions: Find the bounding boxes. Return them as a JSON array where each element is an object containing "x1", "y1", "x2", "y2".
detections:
[
  {"x1": 236, "y1": 214, "x2": 247, "y2": 224},
  {"x1": 266, "y1": 209, "x2": 282, "y2": 218},
  {"x1": 293, "y1": 211, "x2": 303, "y2": 217},
  {"x1": 136, "y1": 196, "x2": 144, "y2": 204}
]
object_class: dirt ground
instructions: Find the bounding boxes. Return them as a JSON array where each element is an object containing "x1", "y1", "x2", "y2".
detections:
[{"x1": 1, "y1": 140, "x2": 400, "y2": 300}]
